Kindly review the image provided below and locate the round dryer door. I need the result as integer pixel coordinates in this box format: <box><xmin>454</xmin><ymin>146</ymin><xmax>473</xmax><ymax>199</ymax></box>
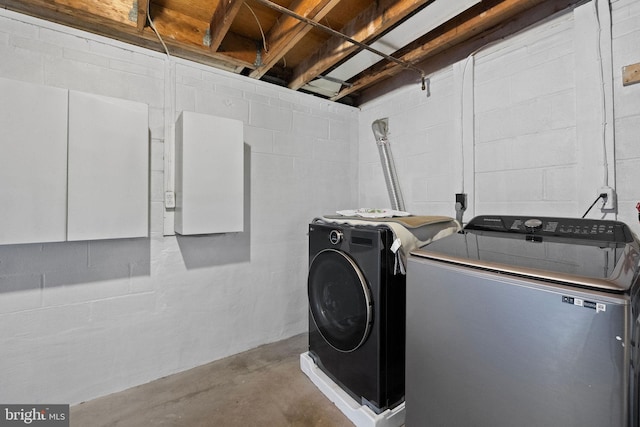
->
<box><xmin>308</xmin><ymin>248</ymin><xmax>373</xmax><ymax>353</ymax></box>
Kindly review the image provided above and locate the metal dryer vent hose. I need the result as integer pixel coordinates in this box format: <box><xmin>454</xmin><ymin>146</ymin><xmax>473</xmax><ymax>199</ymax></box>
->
<box><xmin>372</xmin><ymin>118</ymin><xmax>406</xmax><ymax>212</ymax></box>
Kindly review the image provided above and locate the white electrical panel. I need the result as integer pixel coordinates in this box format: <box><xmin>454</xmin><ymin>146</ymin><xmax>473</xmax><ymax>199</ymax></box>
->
<box><xmin>0</xmin><ymin>78</ymin><xmax>69</xmax><ymax>245</ymax></box>
<box><xmin>67</xmin><ymin>91</ymin><xmax>149</xmax><ymax>241</ymax></box>
<box><xmin>174</xmin><ymin>111</ymin><xmax>244</xmax><ymax>235</ymax></box>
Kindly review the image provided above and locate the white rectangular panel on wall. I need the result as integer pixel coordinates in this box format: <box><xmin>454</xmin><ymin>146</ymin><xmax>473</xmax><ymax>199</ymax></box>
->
<box><xmin>0</xmin><ymin>78</ymin><xmax>68</xmax><ymax>245</ymax></box>
<box><xmin>67</xmin><ymin>91</ymin><xmax>149</xmax><ymax>241</ymax></box>
<box><xmin>175</xmin><ymin>111</ymin><xmax>244</xmax><ymax>235</ymax></box>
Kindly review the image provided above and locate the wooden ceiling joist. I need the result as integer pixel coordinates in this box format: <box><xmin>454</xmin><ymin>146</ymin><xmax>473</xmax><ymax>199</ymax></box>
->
<box><xmin>0</xmin><ymin>0</ymin><xmax>255</xmax><ymax>69</ymax></box>
<box><xmin>331</xmin><ymin>0</ymin><xmax>548</xmax><ymax>101</ymax></box>
<box><xmin>288</xmin><ymin>0</ymin><xmax>435</xmax><ymax>91</ymax></box>
<box><xmin>136</xmin><ymin>0</ymin><xmax>148</xmax><ymax>32</ymax></box>
<box><xmin>209</xmin><ymin>0</ymin><xmax>244</xmax><ymax>52</ymax></box>
<box><xmin>248</xmin><ymin>0</ymin><xmax>342</xmax><ymax>79</ymax></box>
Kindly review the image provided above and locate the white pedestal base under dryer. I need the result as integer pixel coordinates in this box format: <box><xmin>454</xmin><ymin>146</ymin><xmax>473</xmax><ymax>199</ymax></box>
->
<box><xmin>307</xmin><ymin>221</ymin><xmax>406</xmax><ymax>414</ymax></box>
<box><xmin>300</xmin><ymin>352</ymin><xmax>405</xmax><ymax>427</ymax></box>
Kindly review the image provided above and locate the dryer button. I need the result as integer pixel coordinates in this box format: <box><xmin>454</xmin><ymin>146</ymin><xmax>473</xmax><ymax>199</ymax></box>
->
<box><xmin>329</xmin><ymin>230</ymin><xmax>343</xmax><ymax>245</ymax></box>
<box><xmin>524</xmin><ymin>218</ymin><xmax>543</xmax><ymax>230</ymax></box>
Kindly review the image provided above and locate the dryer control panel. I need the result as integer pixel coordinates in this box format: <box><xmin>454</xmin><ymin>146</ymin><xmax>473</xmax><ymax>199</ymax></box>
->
<box><xmin>465</xmin><ymin>215</ymin><xmax>634</xmax><ymax>243</ymax></box>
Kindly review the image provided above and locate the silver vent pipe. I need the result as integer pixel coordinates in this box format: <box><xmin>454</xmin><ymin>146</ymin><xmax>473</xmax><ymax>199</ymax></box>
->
<box><xmin>372</xmin><ymin>118</ymin><xmax>406</xmax><ymax>212</ymax></box>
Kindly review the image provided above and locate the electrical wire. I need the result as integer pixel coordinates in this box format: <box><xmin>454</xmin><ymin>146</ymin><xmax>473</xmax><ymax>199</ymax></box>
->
<box><xmin>592</xmin><ymin>0</ymin><xmax>609</xmax><ymax>187</ymax></box>
<box><xmin>582</xmin><ymin>193</ymin><xmax>606</xmax><ymax>218</ymax></box>
<box><xmin>244</xmin><ymin>3</ymin><xmax>268</xmax><ymax>53</ymax></box>
<box><xmin>146</xmin><ymin>0</ymin><xmax>170</xmax><ymax>58</ymax></box>
<box><xmin>458</xmin><ymin>54</ymin><xmax>474</xmax><ymax>194</ymax></box>
<box><xmin>145</xmin><ymin>0</ymin><xmax>176</xmax><ymax>210</ymax></box>
<box><xmin>457</xmin><ymin>37</ymin><xmax>505</xmax><ymax>208</ymax></box>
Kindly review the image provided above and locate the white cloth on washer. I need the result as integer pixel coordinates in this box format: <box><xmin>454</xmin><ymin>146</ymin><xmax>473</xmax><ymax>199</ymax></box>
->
<box><xmin>335</xmin><ymin>208</ymin><xmax>410</xmax><ymax>218</ymax></box>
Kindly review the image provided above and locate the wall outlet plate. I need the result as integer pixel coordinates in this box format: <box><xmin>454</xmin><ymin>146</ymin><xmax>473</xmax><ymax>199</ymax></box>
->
<box><xmin>164</xmin><ymin>191</ymin><xmax>176</xmax><ymax>209</ymax></box>
<box><xmin>599</xmin><ymin>186</ymin><xmax>615</xmax><ymax>211</ymax></box>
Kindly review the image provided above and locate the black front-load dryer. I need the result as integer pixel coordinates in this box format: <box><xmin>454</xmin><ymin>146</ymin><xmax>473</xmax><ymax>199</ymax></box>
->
<box><xmin>308</xmin><ymin>221</ymin><xmax>405</xmax><ymax>413</ymax></box>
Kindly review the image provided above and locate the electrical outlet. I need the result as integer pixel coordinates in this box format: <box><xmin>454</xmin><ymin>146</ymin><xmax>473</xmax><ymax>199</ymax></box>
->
<box><xmin>164</xmin><ymin>191</ymin><xmax>176</xmax><ymax>209</ymax></box>
<box><xmin>599</xmin><ymin>186</ymin><xmax>615</xmax><ymax>211</ymax></box>
<box><xmin>455</xmin><ymin>193</ymin><xmax>467</xmax><ymax>211</ymax></box>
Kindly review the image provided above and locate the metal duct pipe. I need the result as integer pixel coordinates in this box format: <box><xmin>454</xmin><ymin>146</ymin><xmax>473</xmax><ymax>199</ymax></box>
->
<box><xmin>372</xmin><ymin>118</ymin><xmax>406</xmax><ymax>212</ymax></box>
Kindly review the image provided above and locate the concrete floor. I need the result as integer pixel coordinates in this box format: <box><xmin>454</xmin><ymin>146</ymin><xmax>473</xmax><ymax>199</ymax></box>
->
<box><xmin>71</xmin><ymin>333</ymin><xmax>353</xmax><ymax>426</ymax></box>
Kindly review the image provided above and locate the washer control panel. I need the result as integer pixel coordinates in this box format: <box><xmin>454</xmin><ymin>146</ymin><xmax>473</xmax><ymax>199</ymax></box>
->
<box><xmin>466</xmin><ymin>215</ymin><xmax>633</xmax><ymax>243</ymax></box>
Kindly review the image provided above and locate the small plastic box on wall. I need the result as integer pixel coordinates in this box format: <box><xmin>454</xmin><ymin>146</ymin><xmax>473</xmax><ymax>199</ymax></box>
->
<box><xmin>174</xmin><ymin>111</ymin><xmax>244</xmax><ymax>235</ymax></box>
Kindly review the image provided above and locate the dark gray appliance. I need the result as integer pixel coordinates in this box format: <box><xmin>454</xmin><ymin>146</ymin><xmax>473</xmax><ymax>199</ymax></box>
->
<box><xmin>308</xmin><ymin>221</ymin><xmax>405</xmax><ymax>413</ymax></box>
<box><xmin>405</xmin><ymin>215</ymin><xmax>640</xmax><ymax>427</ymax></box>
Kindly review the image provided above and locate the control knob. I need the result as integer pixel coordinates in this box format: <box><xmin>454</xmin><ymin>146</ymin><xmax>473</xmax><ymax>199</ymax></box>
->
<box><xmin>329</xmin><ymin>230</ymin><xmax>343</xmax><ymax>245</ymax></box>
<box><xmin>524</xmin><ymin>218</ymin><xmax>543</xmax><ymax>231</ymax></box>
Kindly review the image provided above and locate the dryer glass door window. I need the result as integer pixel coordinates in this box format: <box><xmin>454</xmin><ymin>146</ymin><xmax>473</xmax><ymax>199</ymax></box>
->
<box><xmin>308</xmin><ymin>249</ymin><xmax>372</xmax><ymax>352</ymax></box>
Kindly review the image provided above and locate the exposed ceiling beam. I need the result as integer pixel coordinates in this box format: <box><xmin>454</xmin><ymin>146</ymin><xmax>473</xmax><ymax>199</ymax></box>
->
<box><xmin>216</xmin><ymin>33</ymin><xmax>262</xmax><ymax>68</ymax></box>
<box><xmin>0</xmin><ymin>0</ymin><xmax>583</xmax><ymax>106</ymax></box>
<box><xmin>248</xmin><ymin>0</ymin><xmax>342</xmax><ymax>79</ymax></box>
<box><xmin>136</xmin><ymin>4</ymin><xmax>260</xmax><ymax>67</ymax></box>
<box><xmin>0</xmin><ymin>0</ymin><xmax>254</xmax><ymax>69</ymax></box>
<box><xmin>209</xmin><ymin>0</ymin><xmax>244</xmax><ymax>52</ymax></box>
<box><xmin>136</xmin><ymin>0</ymin><xmax>148</xmax><ymax>32</ymax></box>
<box><xmin>288</xmin><ymin>0</ymin><xmax>435</xmax><ymax>91</ymax></box>
<box><xmin>253</xmin><ymin>0</ymin><xmax>427</xmax><ymax>82</ymax></box>
<box><xmin>331</xmin><ymin>0</ymin><xmax>549</xmax><ymax>101</ymax></box>
<box><xmin>0</xmin><ymin>0</ymin><xmax>136</xmax><ymax>34</ymax></box>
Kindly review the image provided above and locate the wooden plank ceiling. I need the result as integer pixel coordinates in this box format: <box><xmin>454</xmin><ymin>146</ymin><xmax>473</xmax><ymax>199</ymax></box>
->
<box><xmin>1</xmin><ymin>0</ymin><xmax>582</xmax><ymax>105</ymax></box>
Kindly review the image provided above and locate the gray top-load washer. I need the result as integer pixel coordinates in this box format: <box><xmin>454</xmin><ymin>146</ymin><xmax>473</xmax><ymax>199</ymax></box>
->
<box><xmin>405</xmin><ymin>215</ymin><xmax>640</xmax><ymax>427</ymax></box>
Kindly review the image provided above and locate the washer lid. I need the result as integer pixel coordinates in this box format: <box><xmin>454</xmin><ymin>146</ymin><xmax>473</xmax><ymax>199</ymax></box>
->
<box><xmin>412</xmin><ymin>215</ymin><xmax>640</xmax><ymax>293</ymax></box>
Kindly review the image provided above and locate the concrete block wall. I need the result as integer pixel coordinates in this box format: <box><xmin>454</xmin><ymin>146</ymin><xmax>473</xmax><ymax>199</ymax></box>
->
<box><xmin>358</xmin><ymin>70</ymin><xmax>459</xmax><ymax>216</ymax></box>
<box><xmin>612</xmin><ymin>0</ymin><xmax>640</xmax><ymax>230</ymax></box>
<box><xmin>2</xmin><ymin>0</ymin><xmax>639</xmax><ymax>407</ymax></box>
<box><xmin>473</xmin><ymin>11</ymin><xmax>578</xmax><ymax>216</ymax></box>
<box><xmin>359</xmin><ymin>0</ymin><xmax>640</xmax><ymax>237</ymax></box>
<box><xmin>0</xmin><ymin>9</ymin><xmax>359</xmax><ymax>404</ymax></box>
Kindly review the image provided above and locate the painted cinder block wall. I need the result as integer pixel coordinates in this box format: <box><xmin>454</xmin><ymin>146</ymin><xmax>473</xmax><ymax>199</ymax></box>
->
<box><xmin>359</xmin><ymin>0</ymin><xmax>640</xmax><ymax>238</ymax></box>
<box><xmin>612</xmin><ymin>0</ymin><xmax>640</xmax><ymax>233</ymax></box>
<box><xmin>1</xmin><ymin>0</ymin><xmax>639</xmax><ymax>406</ymax></box>
<box><xmin>0</xmin><ymin>9</ymin><xmax>358</xmax><ymax>404</ymax></box>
